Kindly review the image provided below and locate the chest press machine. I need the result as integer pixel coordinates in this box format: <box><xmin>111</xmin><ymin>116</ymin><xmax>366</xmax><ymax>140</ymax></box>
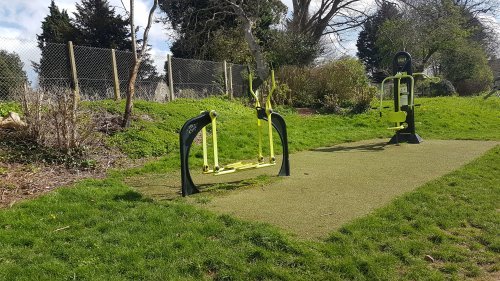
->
<box><xmin>379</xmin><ymin>51</ymin><xmax>440</xmax><ymax>144</ymax></box>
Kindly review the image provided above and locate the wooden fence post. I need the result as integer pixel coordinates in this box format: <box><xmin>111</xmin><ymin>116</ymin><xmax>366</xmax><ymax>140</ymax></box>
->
<box><xmin>223</xmin><ymin>60</ymin><xmax>228</xmax><ymax>96</ymax></box>
<box><xmin>228</xmin><ymin>63</ymin><xmax>233</xmax><ymax>99</ymax></box>
<box><xmin>68</xmin><ymin>41</ymin><xmax>80</xmax><ymax>99</ymax></box>
<box><xmin>167</xmin><ymin>54</ymin><xmax>174</xmax><ymax>101</ymax></box>
<box><xmin>111</xmin><ymin>49</ymin><xmax>121</xmax><ymax>101</ymax></box>
<box><xmin>67</xmin><ymin>41</ymin><xmax>79</xmax><ymax>148</ymax></box>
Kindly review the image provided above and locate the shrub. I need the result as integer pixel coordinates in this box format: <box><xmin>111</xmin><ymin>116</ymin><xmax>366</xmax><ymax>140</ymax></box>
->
<box><xmin>10</xmin><ymin>87</ymin><xmax>102</xmax><ymax>167</ymax></box>
<box><xmin>277</xmin><ymin>66</ymin><xmax>316</xmax><ymax>108</ymax></box>
<box><xmin>429</xmin><ymin>79</ymin><xmax>457</xmax><ymax>97</ymax></box>
<box><xmin>278</xmin><ymin>58</ymin><xmax>376</xmax><ymax>114</ymax></box>
<box><xmin>440</xmin><ymin>42</ymin><xmax>494</xmax><ymax>96</ymax></box>
<box><xmin>417</xmin><ymin>79</ymin><xmax>457</xmax><ymax>97</ymax></box>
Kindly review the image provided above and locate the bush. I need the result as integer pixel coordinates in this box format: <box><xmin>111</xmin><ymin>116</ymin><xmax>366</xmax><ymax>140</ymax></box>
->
<box><xmin>277</xmin><ymin>66</ymin><xmax>316</xmax><ymax>107</ymax></box>
<box><xmin>440</xmin><ymin>42</ymin><xmax>493</xmax><ymax>96</ymax></box>
<box><xmin>278</xmin><ymin>58</ymin><xmax>376</xmax><ymax>114</ymax></box>
<box><xmin>416</xmin><ymin>79</ymin><xmax>457</xmax><ymax>97</ymax></box>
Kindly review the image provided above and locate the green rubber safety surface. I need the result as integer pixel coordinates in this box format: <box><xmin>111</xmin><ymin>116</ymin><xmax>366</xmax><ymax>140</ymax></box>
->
<box><xmin>192</xmin><ymin>139</ymin><xmax>499</xmax><ymax>240</ymax></box>
<box><xmin>127</xmin><ymin>139</ymin><xmax>498</xmax><ymax>240</ymax></box>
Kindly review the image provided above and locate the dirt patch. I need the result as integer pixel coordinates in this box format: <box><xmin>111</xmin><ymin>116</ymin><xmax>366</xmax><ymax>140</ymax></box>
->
<box><xmin>0</xmin><ymin>129</ymin><xmax>142</xmax><ymax>209</ymax></box>
<box><xmin>296</xmin><ymin>108</ymin><xmax>316</xmax><ymax>115</ymax></box>
<box><xmin>0</xmin><ymin>162</ymin><xmax>102</xmax><ymax>208</ymax></box>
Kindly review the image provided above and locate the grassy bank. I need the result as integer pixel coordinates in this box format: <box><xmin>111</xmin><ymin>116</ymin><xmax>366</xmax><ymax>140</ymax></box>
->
<box><xmin>96</xmin><ymin>96</ymin><xmax>499</xmax><ymax>176</ymax></box>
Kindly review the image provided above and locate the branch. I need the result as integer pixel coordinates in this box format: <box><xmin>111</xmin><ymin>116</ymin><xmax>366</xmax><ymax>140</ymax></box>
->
<box><xmin>139</xmin><ymin>0</ymin><xmax>159</xmax><ymax>59</ymax></box>
<box><xmin>119</xmin><ymin>0</ymin><xmax>130</xmax><ymax>17</ymax></box>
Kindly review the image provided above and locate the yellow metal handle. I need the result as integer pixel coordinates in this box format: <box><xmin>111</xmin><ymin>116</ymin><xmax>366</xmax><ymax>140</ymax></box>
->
<box><xmin>266</xmin><ymin>69</ymin><xmax>276</xmax><ymax>112</ymax></box>
<box><xmin>248</xmin><ymin>70</ymin><xmax>261</xmax><ymax>108</ymax></box>
<box><xmin>209</xmin><ymin>110</ymin><xmax>219</xmax><ymax>171</ymax></box>
<box><xmin>413</xmin><ymin>73</ymin><xmax>441</xmax><ymax>83</ymax></box>
<box><xmin>380</xmin><ymin>73</ymin><xmax>415</xmax><ymax>112</ymax></box>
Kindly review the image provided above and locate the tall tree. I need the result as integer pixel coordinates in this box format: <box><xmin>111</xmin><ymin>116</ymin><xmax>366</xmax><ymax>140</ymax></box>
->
<box><xmin>373</xmin><ymin>0</ymin><xmax>495</xmax><ymax>95</ymax></box>
<box><xmin>375</xmin><ymin>0</ymin><xmax>469</xmax><ymax>72</ymax></box>
<box><xmin>440</xmin><ymin>40</ymin><xmax>493</xmax><ymax>95</ymax></box>
<box><xmin>356</xmin><ymin>0</ymin><xmax>400</xmax><ymax>81</ymax></box>
<box><xmin>35</xmin><ymin>1</ymin><xmax>76</xmax><ymax>89</ymax></box>
<box><xmin>73</xmin><ymin>0</ymin><xmax>131</xmax><ymax>50</ymax></box>
<box><xmin>159</xmin><ymin>0</ymin><xmax>286</xmax><ymax>63</ymax></box>
<box><xmin>37</xmin><ymin>0</ymin><xmax>77</xmax><ymax>48</ymax></box>
<box><xmin>160</xmin><ymin>0</ymin><xmax>288</xmax><ymax>83</ymax></box>
<box><xmin>395</xmin><ymin>0</ymin><xmax>499</xmax><ymax>58</ymax></box>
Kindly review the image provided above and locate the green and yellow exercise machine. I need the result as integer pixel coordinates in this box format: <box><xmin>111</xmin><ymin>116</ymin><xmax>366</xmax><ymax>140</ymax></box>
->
<box><xmin>179</xmin><ymin>68</ymin><xmax>290</xmax><ymax>196</ymax></box>
<box><xmin>378</xmin><ymin>51</ymin><xmax>440</xmax><ymax>144</ymax></box>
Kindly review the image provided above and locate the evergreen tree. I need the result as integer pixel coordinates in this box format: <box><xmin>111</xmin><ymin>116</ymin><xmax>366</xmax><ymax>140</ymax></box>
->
<box><xmin>37</xmin><ymin>0</ymin><xmax>77</xmax><ymax>48</ymax></box>
<box><xmin>356</xmin><ymin>1</ymin><xmax>400</xmax><ymax>82</ymax></box>
<box><xmin>73</xmin><ymin>0</ymin><xmax>130</xmax><ymax>50</ymax></box>
<box><xmin>36</xmin><ymin>1</ymin><xmax>76</xmax><ymax>89</ymax></box>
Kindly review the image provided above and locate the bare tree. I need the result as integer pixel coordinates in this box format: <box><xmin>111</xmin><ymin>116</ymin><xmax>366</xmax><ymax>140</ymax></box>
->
<box><xmin>288</xmin><ymin>0</ymin><xmax>368</xmax><ymax>42</ymax></box>
<box><xmin>122</xmin><ymin>0</ymin><xmax>158</xmax><ymax>128</ymax></box>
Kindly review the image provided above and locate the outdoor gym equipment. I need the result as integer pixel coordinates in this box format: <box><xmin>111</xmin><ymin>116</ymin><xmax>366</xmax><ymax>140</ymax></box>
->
<box><xmin>179</xmin><ymin>68</ymin><xmax>290</xmax><ymax>196</ymax></box>
<box><xmin>378</xmin><ymin>51</ymin><xmax>440</xmax><ymax>144</ymax></box>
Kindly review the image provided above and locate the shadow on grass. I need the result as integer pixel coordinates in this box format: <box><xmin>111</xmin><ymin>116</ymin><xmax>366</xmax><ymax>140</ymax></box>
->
<box><xmin>312</xmin><ymin>141</ymin><xmax>389</xmax><ymax>153</ymax></box>
<box><xmin>113</xmin><ymin>190</ymin><xmax>153</xmax><ymax>202</ymax></box>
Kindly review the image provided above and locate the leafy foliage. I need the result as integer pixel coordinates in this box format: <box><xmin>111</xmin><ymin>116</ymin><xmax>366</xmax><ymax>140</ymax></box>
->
<box><xmin>375</xmin><ymin>0</ymin><xmax>469</xmax><ymax>72</ymax></box>
<box><xmin>0</xmin><ymin>102</ymin><xmax>21</xmax><ymax>117</ymax></box>
<box><xmin>440</xmin><ymin>41</ymin><xmax>493</xmax><ymax>96</ymax></box>
<box><xmin>356</xmin><ymin>1</ymin><xmax>400</xmax><ymax>82</ymax></box>
<box><xmin>159</xmin><ymin>0</ymin><xmax>286</xmax><ymax>64</ymax></box>
<box><xmin>35</xmin><ymin>0</ymin><xmax>159</xmax><ymax>96</ymax></box>
<box><xmin>363</xmin><ymin>0</ymin><xmax>496</xmax><ymax>96</ymax></box>
<box><xmin>36</xmin><ymin>0</ymin><xmax>77</xmax><ymax>48</ymax></box>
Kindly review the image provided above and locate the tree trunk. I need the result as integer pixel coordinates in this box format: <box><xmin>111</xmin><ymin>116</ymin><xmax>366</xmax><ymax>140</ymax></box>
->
<box><xmin>122</xmin><ymin>60</ymin><xmax>141</xmax><ymax>128</ymax></box>
<box><xmin>226</xmin><ymin>0</ymin><xmax>269</xmax><ymax>82</ymax></box>
<box><xmin>122</xmin><ymin>0</ymin><xmax>158</xmax><ymax>128</ymax></box>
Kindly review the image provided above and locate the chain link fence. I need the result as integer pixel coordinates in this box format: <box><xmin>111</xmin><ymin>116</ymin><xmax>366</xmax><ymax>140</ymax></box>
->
<box><xmin>170</xmin><ymin>57</ymin><xmax>247</xmax><ymax>99</ymax></box>
<box><xmin>0</xmin><ymin>37</ymin><xmax>246</xmax><ymax>102</ymax></box>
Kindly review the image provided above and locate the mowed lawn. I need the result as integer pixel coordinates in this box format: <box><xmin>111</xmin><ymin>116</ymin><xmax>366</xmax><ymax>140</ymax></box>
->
<box><xmin>0</xmin><ymin>96</ymin><xmax>499</xmax><ymax>280</ymax></box>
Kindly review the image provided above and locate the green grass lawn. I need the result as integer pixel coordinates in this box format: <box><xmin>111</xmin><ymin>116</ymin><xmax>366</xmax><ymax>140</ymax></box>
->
<box><xmin>0</xmin><ymin>96</ymin><xmax>499</xmax><ymax>280</ymax></box>
<box><xmin>0</xmin><ymin>146</ymin><xmax>498</xmax><ymax>280</ymax></box>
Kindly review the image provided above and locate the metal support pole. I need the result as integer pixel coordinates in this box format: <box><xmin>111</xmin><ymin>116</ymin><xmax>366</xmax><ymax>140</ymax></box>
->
<box><xmin>67</xmin><ymin>41</ymin><xmax>80</xmax><ymax>148</ymax></box>
<box><xmin>67</xmin><ymin>41</ymin><xmax>80</xmax><ymax>99</ymax></box>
